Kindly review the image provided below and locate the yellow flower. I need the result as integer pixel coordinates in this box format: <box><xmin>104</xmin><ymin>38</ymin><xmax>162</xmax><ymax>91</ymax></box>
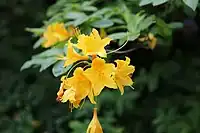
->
<box><xmin>87</xmin><ymin>108</ymin><xmax>103</xmax><ymax>133</ymax></box>
<box><xmin>56</xmin><ymin>77</ymin><xmax>71</xmax><ymax>101</ymax></box>
<box><xmin>148</xmin><ymin>33</ymin><xmax>157</xmax><ymax>50</ymax></box>
<box><xmin>43</xmin><ymin>23</ymin><xmax>70</xmax><ymax>48</ymax></box>
<box><xmin>56</xmin><ymin>77</ymin><xmax>79</xmax><ymax>108</ymax></box>
<box><xmin>56</xmin><ymin>68</ymin><xmax>96</xmax><ymax>107</ymax></box>
<box><xmin>61</xmin><ymin>88</ymin><xmax>76</xmax><ymax>103</ymax></box>
<box><xmin>68</xmin><ymin>67</ymin><xmax>96</xmax><ymax>104</ymax></box>
<box><xmin>84</xmin><ymin>57</ymin><xmax>117</xmax><ymax>96</ymax></box>
<box><xmin>63</xmin><ymin>39</ymin><xmax>88</xmax><ymax>67</ymax></box>
<box><xmin>114</xmin><ymin>57</ymin><xmax>135</xmax><ymax>95</ymax></box>
<box><xmin>77</xmin><ymin>28</ymin><xmax>111</xmax><ymax>57</ymax></box>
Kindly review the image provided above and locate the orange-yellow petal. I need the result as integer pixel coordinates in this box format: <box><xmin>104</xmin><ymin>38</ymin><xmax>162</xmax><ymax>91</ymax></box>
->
<box><xmin>77</xmin><ymin>28</ymin><xmax>111</xmax><ymax>57</ymax></box>
<box><xmin>86</xmin><ymin>108</ymin><xmax>103</xmax><ymax>133</ymax></box>
<box><xmin>114</xmin><ymin>57</ymin><xmax>135</xmax><ymax>95</ymax></box>
<box><xmin>61</xmin><ymin>88</ymin><xmax>76</xmax><ymax>103</ymax></box>
<box><xmin>88</xmin><ymin>90</ymin><xmax>96</xmax><ymax>104</ymax></box>
<box><xmin>43</xmin><ymin>23</ymin><xmax>70</xmax><ymax>48</ymax></box>
<box><xmin>84</xmin><ymin>57</ymin><xmax>117</xmax><ymax>96</ymax></box>
<box><xmin>64</xmin><ymin>39</ymin><xmax>88</xmax><ymax>67</ymax></box>
<box><xmin>68</xmin><ymin>67</ymin><xmax>91</xmax><ymax>101</ymax></box>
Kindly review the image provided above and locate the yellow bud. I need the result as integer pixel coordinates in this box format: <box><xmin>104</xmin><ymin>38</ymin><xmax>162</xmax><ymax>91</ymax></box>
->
<box><xmin>87</xmin><ymin>108</ymin><xmax>103</xmax><ymax>133</ymax></box>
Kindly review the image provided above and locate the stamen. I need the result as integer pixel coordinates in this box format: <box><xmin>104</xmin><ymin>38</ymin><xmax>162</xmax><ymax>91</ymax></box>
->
<box><xmin>79</xmin><ymin>98</ymin><xmax>86</xmax><ymax>109</ymax></box>
<box><xmin>129</xmin><ymin>85</ymin><xmax>135</xmax><ymax>90</ymax></box>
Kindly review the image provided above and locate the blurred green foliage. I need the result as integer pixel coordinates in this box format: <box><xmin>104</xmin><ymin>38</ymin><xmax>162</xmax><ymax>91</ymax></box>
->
<box><xmin>1</xmin><ymin>0</ymin><xmax>200</xmax><ymax>133</ymax></box>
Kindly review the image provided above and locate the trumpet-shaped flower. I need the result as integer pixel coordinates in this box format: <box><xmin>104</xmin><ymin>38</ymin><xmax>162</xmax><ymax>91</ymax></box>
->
<box><xmin>68</xmin><ymin>67</ymin><xmax>96</xmax><ymax>104</ymax></box>
<box><xmin>56</xmin><ymin>76</ymin><xmax>79</xmax><ymax>108</ymax></box>
<box><xmin>77</xmin><ymin>29</ymin><xmax>111</xmax><ymax>57</ymax></box>
<box><xmin>114</xmin><ymin>57</ymin><xmax>135</xmax><ymax>95</ymax></box>
<box><xmin>63</xmin><ymin>39</ymin><xmax>88</xmax><ymax>67</ymax></box>
<box><xmin>56</xmin><ymin>67</ymin><xmax>96</xmax><ymax>108</ymax></box>
<box><xmin>61</xmin><ymin>87</ymin><xmax>81</xmax><ymax>109</ymax></box>
<box><xmin>61</xmin><ymin>88</ymin><xmax>76</xmax><ymax>103</ymax></box>
<box><xmin>56</xmin><ymin>77</ymin><xmax>71</xmax><ymax>102</ymax></box>
<box><xmin>87</xmin><ymin>108</ymin><xmax>103</xmax><ymax>133</ymax></box>
<box><xmin>43</xmin><ymin>23</ymin><xmax>70</xmax><ymax>48</ymax></box>
<box><xmin>84</xmin><ymin>57</ymin><xmax>117</xmax><ymax>96</ymax></box>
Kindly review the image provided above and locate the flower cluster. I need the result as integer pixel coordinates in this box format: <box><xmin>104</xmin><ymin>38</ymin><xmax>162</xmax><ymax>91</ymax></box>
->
<box><xmin>55</xmin><ymin>28</ymin><xmax>135</xmax><ymax>108</ymax></box>
<box><xmin>43</xmin><ymin>22</ymin><xmax>135</xmax><ymax>133</ymax></box>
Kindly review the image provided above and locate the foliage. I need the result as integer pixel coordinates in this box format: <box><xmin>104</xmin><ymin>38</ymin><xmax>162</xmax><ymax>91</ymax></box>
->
<box><xmin>1</xmin><ymin>0</ymin><xmax>200</xmax><ymax>133</ymax></box>
<box><xmin>139</xmin><ymin>0</ymin><xmax>199</xmax><ymax>11</ymax></box>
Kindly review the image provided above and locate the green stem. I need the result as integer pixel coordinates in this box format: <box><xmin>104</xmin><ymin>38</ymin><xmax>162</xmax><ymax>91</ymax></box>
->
<box><xmin>107</xmin><ymin>25</ymin><xmax>127</xmax><ymax>32</ymax></box>
<box><xmin>107</xmin><ymin>37</ymin><xmax>129</xmax><ymax>55</ymax></box>
<box><xmin>94</xmin><ymin>96</ymin><xmax>98</xmax><ymax>109</ymax></box>
<box><xmin>66</xmin><ymin>61</ymin><xmax>89</xmax><ymax>78</ymax></box>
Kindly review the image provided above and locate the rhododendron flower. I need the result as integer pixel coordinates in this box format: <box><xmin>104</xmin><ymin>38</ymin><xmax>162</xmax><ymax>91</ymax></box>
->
<box><xmin>114</xmin><ymin>57</ymin><xmax>135</xmax><ymax>95</ymax></box>
<box><xmin>56</xmin><ymin>68</ymin><xmax>96</xmax><ymax>108</ymax></box>
<box><xmin>77</xmin><ymin>28</ymin><xmax>111</xmax><ymax>57</ymax></box>
<box><xmin>43</xmin><ymin>23</ymin><xmax>70</xmax><ymax>48</ymax></box>
<box><xmin>67</xmin><ymin>67</ymin><xmax>96</xmax><ymax>104</ymax></box>
<box><xmin>63</xmin><ymin>39</ymin><xmax>88</xmax><ymax>67</ymax></box>
<box><xmin>87</xmin><ymin>108</ymin><xmax>103</xmax><ymax>133</ymax></box>
<box><xmin>84</xmin><ymin>57</ymin><xmax>117</xmax><ymax>96</ymax></box>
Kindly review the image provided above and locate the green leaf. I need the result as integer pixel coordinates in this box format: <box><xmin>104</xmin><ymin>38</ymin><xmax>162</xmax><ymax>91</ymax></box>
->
<box><xmin>138</xmin><ymin>15</ymin><xmax>156</xmax><ymax>31</ymax></box>
<box><xmin>73</xmin><ymin>17</ymin><xmax>89</xmax><ymax>26</ymax></box>
<box><xmin>139</xmin><ymin>0</ymin><xmax>168</xmax><ymax>6</ymax></box>
<box><xmin>168</xmin><ymin>22</ymin><xmax>183</xmax><ymax>29</ymax></box>
<box><xmin>139</xmin><ymin>0</ymin><xmax>152</xmax><ymax>6</ymax></box>
<box><xmin>153</xmin><ymin>0</ymin><xmax>168</xmax><ymax>6</ymax></box>
<box><xmin>82</xmin><ymin>6</ymin><xmax>97</xmax><ymax>11</ymax></box>
<box><xmin>155</xmin><ymin>18</ymin><xmax>172</xmax><ymax>38</ymax></box>
<box><xmin>33</xmin><ymin>38</ymin><xmax>44</xmax><ymax>49</ymax></box>
<box><xmin>21</xmin><ymin>48</ymin><xmax>63</xmax><ymax>71</ymax></box>
<box><xmin>108</xmin><ymin>32</ymin><xmax>127</xmax><ymax>40</ymax></box>
<box><xmin>91</xmin><ymin>19</ymin><xmax>114</xmax><ymax>28</ymax></box>
<box><xmin>25</xmin><ymin>28</ymin><xmax>45</xmax><ymax>36</ymax></box>
<box><xmin>124</xmin><ymin>9</ymin><xmax>155</xmax><ymax>34</ymax></box>
<box><xmin>90</xmin><ymin>8</ymin><xmax>112</xmax><ymax>17</ymax></box>
<box><xmin>127</xmin><ymin>32</ymin><xmax>140</xmax><ymax>41</ymax></box>
<box><xmin>64</xmin><ymin>12</ymin><xmax>87</xmax><ymax>20</ymax></box>
<box><xmin>52</xmin><ymin>61</ymin><xmax>72</xmax><ymax>77</ymax></box>
<box><xmin>110</xmin><ymin>18</ymin><xmax>125</xmax><ymax>24</ymax></box>
<box><xmin>32</xmin><ymin>48</ymin><xmax>63</xmax><ymax>58</ymax></box>
<box><xmin>183</xmin><ymin>0</ymin><xmax>199</xmax><ymax>11</ymax></box>
<box><xmin>20</xmin><ymin>57</ymin><xmax>57</xmax><ymax>72</ymax></box>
